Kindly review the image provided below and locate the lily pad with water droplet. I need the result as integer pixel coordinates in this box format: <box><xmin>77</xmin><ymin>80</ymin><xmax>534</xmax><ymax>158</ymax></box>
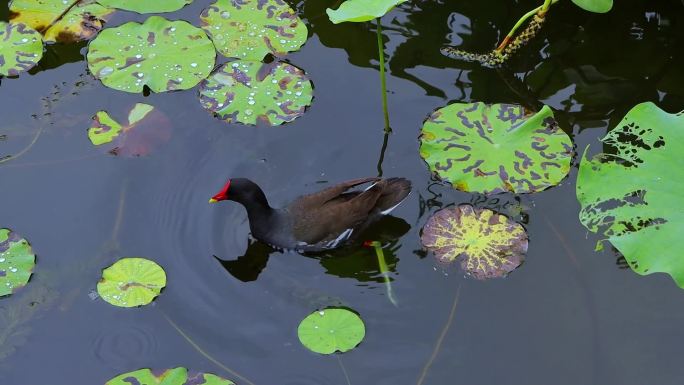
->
<box><xmin>419</xmin><ymin>103</ymin><xmax>573</xmax><ymax>194</ymax></box>
<box><xmin>105</xmin><ymin>368</ymin><xmax>235</xmax><ymax>385</ymax></box>
<box><xmin>577</xmin><ymin>102</ymin><xmax>684</xmax><ymax>288</ymax></box>
<box><xmin>88</xmin><ymin>103</ymin><xmax>171</xmax><ymax>156</ymax></box>
<box><xmin>421</xmin><ymin>205</ymin><xmax>528</xmax><ymax>279</ymax></box>
<box><xmin>9</xmin><ymin>0</ymin><xmax>114</xmax><ymax>43</ymax></box>
<box><xmin>297</xmin><ymin>308</ymin><xmax>365</xmax><ymax>354</ymax></box>
<box><xmin>199</xmin><ymin>0</ymin><xmax>307</xmax><ymax>60</ymax></box>
<box><xmin>199</xmin><ymin>60</ymin><xmax>313</xmax><ymax>126</ymax></box>
<box><xmin>326</xmin><ymin>0</ymin><xmax>408</xmax><ymax>24</ymax></box>
<box><xmin>97</xmin><ymin>0</ymin><xmax>193</xmax><ymax>14</ymax></box>
<box><xmin>0</xmin><ymin>228</ymin><xmax>36</xmax><ymax>297</ymax></box>
<box><xmin>97</xmin><ymin>257</ymin><xmax>166</xmax><ymax>307</ymax></box>
<box><xmin>87</xmin><ymin>16</ymin><xmax>216</xmax><ymax>93</ymax></box>
<box><xmin>0</xmin><ymin>22</ymin><xmax>43</xmax><ymax>77</ymax></box>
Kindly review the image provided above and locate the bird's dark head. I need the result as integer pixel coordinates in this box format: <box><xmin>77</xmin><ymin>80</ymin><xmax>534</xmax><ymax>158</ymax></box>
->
<box><xmin>209</xmin><ymin>178</ymin><xmax>266</xmax><ymax>206</ymax></box>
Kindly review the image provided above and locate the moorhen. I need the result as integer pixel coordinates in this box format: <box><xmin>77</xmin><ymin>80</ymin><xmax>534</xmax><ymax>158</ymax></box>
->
<box><xmin>209</xmin><ymin>177</ymin><xmax>411</xmax><ymax>252</ymax></box>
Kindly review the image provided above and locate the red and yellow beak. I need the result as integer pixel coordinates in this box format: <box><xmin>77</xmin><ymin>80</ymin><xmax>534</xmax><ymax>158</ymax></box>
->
<box><xmin>208</xmin><ymin>198</ymin><xmax>218</xmax><ymax>203</ymax></box>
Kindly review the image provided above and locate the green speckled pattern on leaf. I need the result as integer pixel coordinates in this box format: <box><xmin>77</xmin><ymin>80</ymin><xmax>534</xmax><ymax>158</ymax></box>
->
<box><xmin>87</xmin><ymin>16</ymin><xmax>216</xmax><ymax>93</ymax></box>
<box><xmin>326</xmin><ymin>0</ymin><xmax>408</xmax><ymax>23</ymax></box>
<box><xmin>200</xmin><ymin>0</ymin><xmax>307</xmax><ymax>60</ymax></box>
<box><xmin>0</xmin><ymin>22</ymin><xmax>43</xmax><ymax>76</ymax></box>
<box><xmin>420</xmin><ymin>205</ymin><xmax>528</xmax><ymax>279</ymax></box>
<box><xmin>106</xmin><ymin>368</ymin><xmax>235</xmax><ymax>385</ymax></box>
<box><xmin>9</xmin><ymin>0</ymin><xmax>114</xmax><ymax>43</ymax></box>
<box><xmin>97</xmin><ymin>257</ymin><xmax>166</xmax><ymax>307</ymax></box>
<box><xmin>419</xmin><ymin>103</ymin><xmax>573</xmax><ymax>194</ymax></box>
<box><xmin>297</xmin><ymin>308</ymin><xmax>365</xmax><ymax>354</ymax></box>
<box><xmin>0</xmin><ymin>228</ymin><xmax>36</xmax><ymax>297</ymax></box>
<box><xmin>199</xmin><ymin>60</ymin><xmax>313</xmax><ymax>126</ymax></box>
<box><xmin>97</xmin><ymin>0</ymin><xmax>193</xmax><ymax>14</ymax></box>
<box><xmin>577</xmin><ymin>102</ymin><xmax>684</xmax><ymax>288</ymax></box>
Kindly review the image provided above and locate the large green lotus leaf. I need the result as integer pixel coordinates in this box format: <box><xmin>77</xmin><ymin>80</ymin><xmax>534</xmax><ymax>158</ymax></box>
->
<box><xmin>419</xmin><ymin>103</ymin><xmax>573</xmax><ymax>194</ymax></box>
<box><xmin>88</xmin><ymin>103</ymin><xmax>171</xmax><ymax>156</ymax></box>
<box><xmin>297</xmin><ymin>308</ymin><xmax>365</xmax><ymax>354</ymax></box>
<box><xmin>97</xmin><ymin>257</ymin><xmax>166</xmax><ymax>307</ymax></box>
<box><xmin>420</xmin><ymin>205</ymin><xmax>528</xmax><ymax>279</ymax></box>
<box><xmin>97</xmin><ymin>0</ymin><xmax>193</xmax><ymax>14</ymax></box>
<box><xmin>577</xmin><ymin>102</ymin><xmax>684</xmax><ymax>287</ymax></box>
<box><xmin>0</xmin><ymin>228</ymin><xmax>36</xmax><ymax>297</ymax></box>
<box><xmin>87</xmin><ymin>16</ymin><xmax>216</xmax><ymax>93</ymax></box>
<box><xmin>106</xmin><ymin>368</ymin><xmax>235</xmax><ymax>385</ymax></box>
<box><xmin>9</xmin><ymin>0</ymin><xmax>114</xmax><ymax>43</ymax></box>
<box><xmin>199</xmin><ymin>0</ymin><xmax>307</xmax><ymax>60</ymax></box>
<box><xmin>571</xmin><ymin>0</ymin><xmax>613</xmax><ymax>13</ymax></box>
<box><xmin>0</xmin><ymin>22</ymin><xmax>43</xmax><ymax>76</ymax></box>
<box><xmin>199</xmin><ymin>60</ymin><xmax>313</xmax><ymax>126</ymax></box>
<box><xmin>326</xmin><ymin>0</ymin><xmax>408</xmax><ymax>24</ymax></box>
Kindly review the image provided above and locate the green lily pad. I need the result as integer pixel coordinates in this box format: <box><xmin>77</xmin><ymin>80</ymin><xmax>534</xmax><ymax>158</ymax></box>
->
<box><xmin>419</xmin><ymin>103</ymin><xmax>573</xmax><ymax>194</ymax></box>
<box><xmin>97</xmin><ymin>0</ymin><xmax>193</xmax><ymax>14</ymax></box>
<box><xmin>106</xmin><ymin>368</ymin><xmax>235</xmax><ymax>385</ymax></box>
<box><xmin>199</xmin><ymin>60</ymin><xmax>313</xmax><ymax>126</ymax></box>
<box><xmin>0</xmin><ymin>228</ymin><xmax>36</xmax><ymax>297</ymax></box>
<box><xmin>88</xmin><ymin>103</ymin><xmax>171</xmax><ymax>156</ymax></box>
<box><xmin>97</xmin><ymin>257</ymin><xmax>166</xmax><ymax>307</ymax></box>
<box><xmin>9</xmin><ymin>0</ymin><xmax>114</xmax><ymax>43</ymax></box>
<box><xmin>87</xmin><ymin>16</ymin><xmax>216</xmax><ymax>93</ymax></box>
<box><xmin>297</xmin><ymin>308</ymin><xmax>365</xmax><ymax>354</ymax></box>
<box><xmin>0</xmin><ymin>22</ymin><xmax>43</xmax><ymax>77</ymax></box>
<box><xmin>577</xmin><ymin>102</ymin><xmax>684</xmax><ymax>288</ymax></box>
<box><xmin>571</xmin><ymin>0</ymin><xmax>613</xmax><ymax>13</ymax></box>
<box><xmin>199</xmin><ymin>0</ymin><xmax>307</xmax><ymax>60</ymax></box>
<box><xmin>420</xmin><ymin>205</ymin><xmax>528</xmax><ymax>279</ymax></box>
<box><xmin>326</xmin><ymin>0</ymin><xmax>408</xmax><ymax>24</ymax></box>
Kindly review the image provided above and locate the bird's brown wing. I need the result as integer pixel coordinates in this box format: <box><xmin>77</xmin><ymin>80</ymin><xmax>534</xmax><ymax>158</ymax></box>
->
<box><xmin>289</xmin><ymin>177</ymin><xmax>379</xmax><ymax>212</ymax></box>
<box><xmin>290</xmin><ymin>182</ymin><xmax>385</xmax><ymax>244</ymax></box>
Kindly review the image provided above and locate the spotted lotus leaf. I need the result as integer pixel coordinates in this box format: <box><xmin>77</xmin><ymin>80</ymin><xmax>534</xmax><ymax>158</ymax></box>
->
<box><xmin>297</xmin><ymin>308</ymin><xmax>365</xmax><ymax>355</ymax></box>
<box><xmin>419</xmin><ymin>103</ymin><xmax>573</xmax><ymax>194</ymax></box>
<box><xmin>199</xmin><ymin>60</ymin><xmax>313</xmax><ymax>126</ymax></box>
<box><xmin>9</xmin><ymin>0</ymin><xmax>114</xmax><ymax>43</ymax></box>
<box><xmin>421</xmin><ymin>205</ymin><xmax>528</xmax><ymax>279</ymax></box>
<box><xmin>199</xmin><ymin>0</ymin><xmax>307</xmax><ymax>60</ymax></box>
<box><xmin>0</xmin><ymin>22</ymin><xmax>43</xmax><ymax>76</ymax></box>
<box><xmin>326</xmin><ymin>0</ymin><xmax>408</xmax><ymax>23</ymax></box>
<box><xmin>97</xmin><ymin>257</ymin><xmax>166</xmax><ymax>307</ymax></box>
<box><xmin>97</xmin><ymin>0</ymin><xmax>193</xmax><ymax>14</ymax></box>
<box><xmin>88</xmin><ymin>103</ymin><xmax>170</xmax><ymax>156</ymax></box>
<box><xmin>87</xmin><ymin>16</ymin><xmax>216</xmax><ymax>93</ymax></box>
<box><xmin>106</xmin><ymin>368</ymin><xmax>235</xmax><ymax>385</ymax></box>
<box><xmin>577</xmin><ymin>102</ymin><xmax>684</xmax><ymax>288</ymax></box>
<box><xmin>0</xmin><ymin>228</ymin><xmax>36</xmax><ymax>297</ymax></box>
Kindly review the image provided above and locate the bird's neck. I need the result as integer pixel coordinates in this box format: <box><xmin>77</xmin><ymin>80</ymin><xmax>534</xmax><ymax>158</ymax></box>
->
<box><xmin>233</xmin><ymin>189</ymin><xmax>275</xmax><ymax>233</ymax></box>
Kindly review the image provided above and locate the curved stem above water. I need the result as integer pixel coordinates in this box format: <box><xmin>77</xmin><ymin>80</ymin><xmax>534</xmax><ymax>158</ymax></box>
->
<box><xmin>376</xmin><ymin>18</ymin><xmax>391</xmax><ymax>132</ymax></box>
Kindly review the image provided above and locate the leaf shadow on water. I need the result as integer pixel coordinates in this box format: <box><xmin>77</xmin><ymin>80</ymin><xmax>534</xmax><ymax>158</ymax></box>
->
<box><xmin>214</xmin><ymin>215</ymin><xmax>410</xmax><ymax>283</ymax></box>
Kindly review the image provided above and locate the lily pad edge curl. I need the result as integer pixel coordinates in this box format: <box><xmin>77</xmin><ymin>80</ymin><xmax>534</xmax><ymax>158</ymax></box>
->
<box><xmin>420</xmin><ymin>204</ymin><xmax>528</xmax><ymax>279</ymax></box>
<box><xmin>419</xmin><ymin>102</ymin><xmax>573</xmax><ymax>195</ymax></box>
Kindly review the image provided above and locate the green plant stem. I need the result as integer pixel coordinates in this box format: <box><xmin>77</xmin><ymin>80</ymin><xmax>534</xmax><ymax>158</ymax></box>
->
<box><xmin>495</xmin><ymin>0</ymin><xmax>558</xmax><ymax>52</ymax></box>
<box><xmin>0</xmin><ymin>125</ymin><xmax>44</xmax><ymax>165</ymax></box>
<box><xmin>337</xmin><ymin>355</ymin><xmax>352</xmax><ymax>385</ymax></box>
<box><xmin>376</xmin><ymin>18</ymin><xmax>391</xmax><ymax>132</ymax></box>
<box><xmin>369</xmin><ymin>241</ymin><xmax>398</xmax><ymax>307</ymax></box>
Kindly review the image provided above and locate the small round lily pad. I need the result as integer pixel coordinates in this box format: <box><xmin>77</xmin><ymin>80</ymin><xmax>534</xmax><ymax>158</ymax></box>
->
<box><xmin>106</xmin><ymin>367</ymin><xmax>235</xmax><ymax>385</ymax></box>
<box><xmin>97</xmin><ymin>0</ymin><xmax>193</xmax><ymax>14</ymax></box>
<box><xmin>200</xmin><ymin>0</ymin><xmax>307</xmax><ymax>60</ymax></box>
<box><xmin>421</xmin><ymin>205</ymin><xmax>528</xmax><ymax>279</ymax></box>
<box><xmin>419</xmin><ymin>103</ymin><xmax>573</xmax><ymax>194</ymax></box>
<box><xmin>199</xmin><ymin>60</ymin><xmax>313</xmax><ymax>126</ymax></box>
<box><xmin>297</xmin><ymin>308</ymin><xmax>365</xmax><ymax>354</ymax></box>
<box><xmin>97</xmin><ymin>258</ymin><xmax>166</xmax><ymax>307</ymax></box>
<box><xmin>0</xmin><ymin>22</ymin><xmax>43</xmax><ymax>77</ymax></box>
<box><xmin>0</xmin><ymin>228</ymin><xmax>35</xmax><ymax>297</ymax></box>
<box><xmin>87</xmin><ymin>16</ymin><xmax>216</xmax><ymax>93</ymax></box>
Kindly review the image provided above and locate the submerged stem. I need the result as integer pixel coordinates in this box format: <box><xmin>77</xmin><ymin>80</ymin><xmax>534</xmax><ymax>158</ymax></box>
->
<box><xmin>376</xmin><ymin>18</ymin><xmax>391</xmax><ymax>132</ymax></box>
<box><xmin>337</xmin><ymin>355</ymin><xmax>352</xmax><ymax>385</ymax></box>
<box><xmin>0</xmin><ymin>125</ymin><xmax>44</xmax><ymax>165</ymax></box>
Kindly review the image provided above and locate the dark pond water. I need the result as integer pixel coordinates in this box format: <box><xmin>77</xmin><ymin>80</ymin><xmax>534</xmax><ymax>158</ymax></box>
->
<box><xmin>2</xmin><ymin>0</ymin><xmax>684</xmax><ymax>383</ymax></box>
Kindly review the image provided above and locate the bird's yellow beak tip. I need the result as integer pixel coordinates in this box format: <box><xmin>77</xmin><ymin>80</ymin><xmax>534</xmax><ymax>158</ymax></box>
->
<box><xmin>209</xmin><ymin>198</ymin><xmax>218</xmax><ymax>204</ymax></box>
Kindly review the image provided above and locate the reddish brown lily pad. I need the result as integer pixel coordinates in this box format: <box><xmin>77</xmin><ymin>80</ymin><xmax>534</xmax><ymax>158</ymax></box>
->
<box><xmin>421</xmin><ymin>204</ymin><xmax>528</xmax><ymax>279</ymax></box>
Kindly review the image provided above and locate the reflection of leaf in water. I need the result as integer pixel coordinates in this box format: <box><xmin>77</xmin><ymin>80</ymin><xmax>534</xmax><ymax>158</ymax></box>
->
<box><xmin>9</xmin><ymin>0</ymin><xmax>114</xmax><ymax>43</ymax></box>
<box><xmin>577</xmin><ymin>102</ymin><xmax>684</xmax><ymax>287</ymax></box>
